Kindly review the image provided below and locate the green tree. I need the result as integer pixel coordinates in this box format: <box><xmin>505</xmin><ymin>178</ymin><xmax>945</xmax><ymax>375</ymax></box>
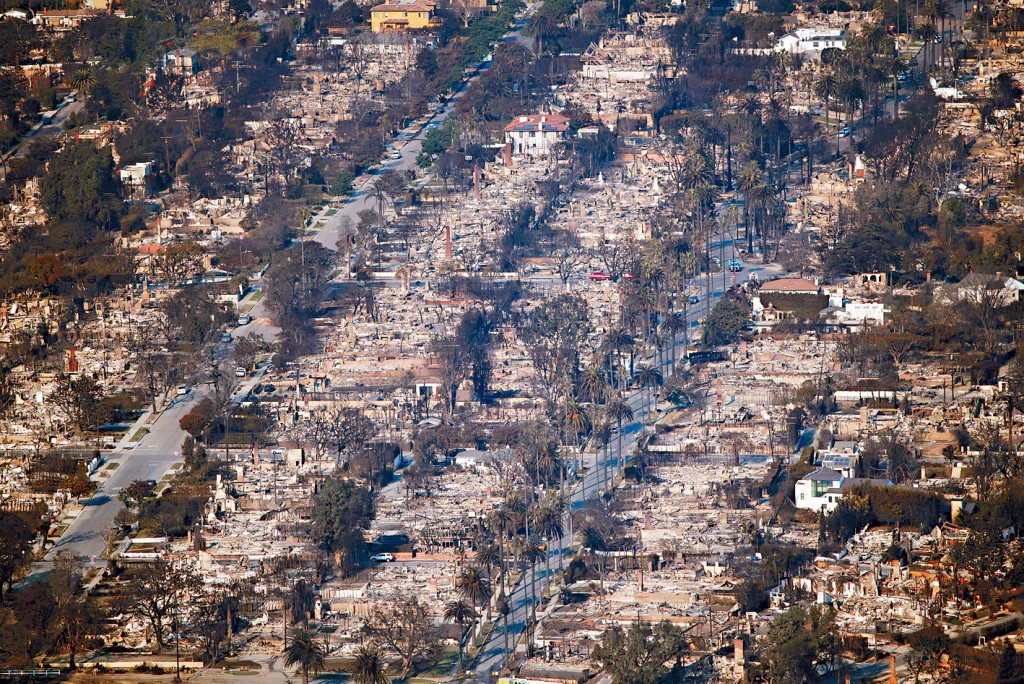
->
<box><xmin>40</xmin><ymin>142</ymin><xmax>121</xmax><ymax>229</ymax></box>
<box><xmin>591</xmin><ymin>620</ymin><xmax>688</xmax><ymax>684</ymax></box>
<box><xmin>350</xmin><ymin>645</ymin><xmax>389</xmax><ymax>684</ymax></box>
<box><xmin>118</xmin><ymin>479</ymin><xmax>157</xmax><ymax>512</ymax></box>
<box><xmin>311</xmin><ymin>478</ymin><xmax>374</xmax><ymax>576</ymax></box>
<box><xmin>762</xmin><ymin>605</ymin><xmax>836</xmax><ymax>684</ymax></box>
<box><xmin>0</xmin><ymin>511</ymin><xmax>33</xmax><ymax>600</ymax></box>
<box><xmin>456</xmin><ymin>565</ymin><xmax>492</xmax><ymax>608</ymax></box>
<box><xmin>704</xmin><ymin>296</ymin><xmax>750</xmax><ymax>346</ymax></box>
<box><xmin>284</xmin><ymin>628</ymin><xmax>327</xmax><ymax>684</ymax></box>
<box><xmin>443</xmin><ymin>598</ymin><xmax>477</xmax><ymax>670</ymax></box>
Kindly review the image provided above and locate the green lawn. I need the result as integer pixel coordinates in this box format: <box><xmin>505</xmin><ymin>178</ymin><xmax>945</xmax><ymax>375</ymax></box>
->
<box><xmin>129</xmin><ymin>428</ymin><xmax>149</xmax><ymax>442</ymax></box>
<box><xmin>406</xmin><ymin>648</ymin><xmax>459</xmax><ymax>682</ymax></box>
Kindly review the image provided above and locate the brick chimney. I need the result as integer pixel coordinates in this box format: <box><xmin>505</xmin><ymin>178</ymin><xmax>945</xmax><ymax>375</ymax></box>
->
<box><xmin>888</xmin><ymin>654</ymin><xmax>897</xmax><ymax>684</ymax></box>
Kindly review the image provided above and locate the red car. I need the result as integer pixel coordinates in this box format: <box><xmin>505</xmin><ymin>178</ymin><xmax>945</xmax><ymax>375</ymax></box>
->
<box><xmin>590</xmin><ymin>271</ymin><xmax>612</xmax><ymax>281</ymax></box>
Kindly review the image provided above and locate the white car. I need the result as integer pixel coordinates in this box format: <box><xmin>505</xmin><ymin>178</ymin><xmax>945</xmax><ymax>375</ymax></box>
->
<box><xmin>370</xmin><ymin>553</ymin><xmax>395</xmax><ymax>562</ymax></box>
<box><xmin>176</xmin><ymin>385</ymin><xmax>189</xmax><ymax>396</ymax></box>
<box><xmin>390</xmin><ymin>151</ymin><xmax>402</xmax><ymax>160</ymax></box>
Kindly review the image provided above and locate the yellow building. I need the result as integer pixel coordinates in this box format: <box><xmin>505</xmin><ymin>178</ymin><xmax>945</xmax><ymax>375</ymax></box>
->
<box><xmin>370</xmin><ymin>0</ymin><xmax>437</xmax><ymax>32</ymax></box>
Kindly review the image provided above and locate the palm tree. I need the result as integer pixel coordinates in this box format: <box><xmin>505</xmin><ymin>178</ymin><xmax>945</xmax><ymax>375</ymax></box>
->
<box><xmin>881</xmin><ymin>54</ymin><xmax>906</xmax><ymax>117</ymax></box>
<box><xmin>926</xmin><ymin>0</ymin><xmax>951</xmax><ymax>69</ymax></box>
<box><xmin>605</xmin><ymin>329</ymin><xmax>635</xmax><ymax>389</ymax></box>
<box><xmin>531</xmin><ymin>502</ymin><xmax>565</xmax><ymax>574</ymax></box>
<box><xmin>68</xmin><ymin>67</ymin><xmax>97</xmax><ymax>116</ymax></box>
<box><xmin>457</xmin><ymin>565</ymin><xmax>492</xmax><ymax>610</ymax></box>
<box><xmin>68</xmin><ymin>67</ymin><xmax>96</xmax><ymax>96</ymax></box>
<box><xmin>605</xmin><ymin>394</ymin><xmax>634</xmax><ymax>477</ymax></box>
<box><xmin>444</xmin><ymin>599</ymin><xmax>478</xmax><ymax>672</ymax></box>
<box><xmin>521</xmin><ymin>537</ymin><xmax>545</xmax><ymax>644</ymax></box>
<box><xmin>592</xmin><ymin>420</ymin><xmax>613</xmax><ymax>488</ymax></box>
<box><xmin>635</xmin><ymin>363</ymin><xmax>664</xmax><ymax>423</ymax></box>
<box><xmin>837</xmin><ymin>76</ymin><xmax>866</xmax><ymax>140</ymax></box>
<box><xmin>578</xmin><ymin>365</ymin><xmax>607</xmax><ymax>405</ymax></box>
<box><xmin>350</xmin><ymin>645</ymin><xmax>389</xmax><ymax>684</ymax></box>
<box><xmin>284</xmin><ymin>628</ymin><xmax>326</xmax><ymax>684</ymax></box>
<box><xmin>444</xmin><ymin>598</ymin><xmax>478</xmax><ymax>627</ymax></box>
<box><xmin>524</xmin><ymin>13</ymin><xmax>557</xmax><ymax>57</ymax></box>
<box><xmin>736</xmin><ymin>163</ymin><xmax>763</xmax><ymax>250</ymax></box>
<box><xmin>534</xmin><ymin>443</ymin><xmax>561</xmax><ymax>491</ymax></box>
<box><xmin>475</xmin><ymin>542</ymin><xmax>501</xmax><ymax>577</ymax></box>
<box><xmin>915</xmin><ymin>22</ymin><xmax>939</xmax><ymax>74</ymax></box>
<box><xmin>492</xmin><ymin>496</ymin><xmax>523</xmax><ymax>598</ymax></box>
<box><xmin>814</xmin><ymin>72</ymin><xmax>840</xmax><ymax>154</ymax></box>
<box><xmin>662</xmin><ymin>310</ymin><xmax>689</xmax><ymax>366</ymax></box>
<box><xmin>561</xmin><ymin>398</ymin><xmax>590</xmax><ymax>475</ymax></box>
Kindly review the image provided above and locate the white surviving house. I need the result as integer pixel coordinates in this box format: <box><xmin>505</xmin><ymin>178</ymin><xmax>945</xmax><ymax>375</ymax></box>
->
<box><xmin>503</xmin><ymin>114</ymin><xmax>571</xmax><ymax>157</ymax></box>
<box><xmin>823</xmin><ymin>290</ymin><xmax>886</xmax><ymax>327</ymax></box>
<box><xmin>794</xmin><ymin>467</ymin><xmax>892</xmax><ymax>513</ymax></box>
<box><xmin>774</xmin><ymin>28</ymin><xmax>846</xmax><ymax>59</ymax></box>
<box><xmin>934</xmin><ymin>272</ymin><xmax>1024</xmax><ymax>307</ymax></box>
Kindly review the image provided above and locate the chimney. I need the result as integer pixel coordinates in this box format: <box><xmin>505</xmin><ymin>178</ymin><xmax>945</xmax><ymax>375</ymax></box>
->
<box><xmin>502</xmin><ymin>141</ymin><xmax>512</xmax><ymax>167</ymax></box>
<box><xmin>888</xmin><ymin>654</ymin><xmax>897</xmax><ymax>684</ymax></box>
<box><xmin>638</xmin><ymin>568</ymin><xmax>643</xmax><ymax>592</ymax></box>
<box><xmin>734</xmin><ymin>638</ymin><xmax>745</xmax><ymax>665</ymax></box>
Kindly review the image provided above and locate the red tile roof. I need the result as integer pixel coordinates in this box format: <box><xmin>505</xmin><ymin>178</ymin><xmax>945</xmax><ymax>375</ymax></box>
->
<box><xmin>503</xmin><ymin>114</ymin><xmax>571</xmax><ymax>134</ymax></box>
<box><xmin>760</xmin><ymin>277</ymin><xmax>820</xmax><ymax>293</ymax></box>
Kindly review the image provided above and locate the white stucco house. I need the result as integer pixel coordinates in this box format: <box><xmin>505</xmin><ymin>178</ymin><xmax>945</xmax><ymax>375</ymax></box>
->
<box><xmin>774</xmin><ymin>28</ymin><xmax>846</xmax><ymax>59</ymax></box>
<box><xmin>794</xmin><ymin>467</ymin><xmax>892</xmax><ymax>512</ymax></box>
<box><xmin>503</xmin><ymin>114</ymin><xmax>571</xmax><ymax>157</ymax></box>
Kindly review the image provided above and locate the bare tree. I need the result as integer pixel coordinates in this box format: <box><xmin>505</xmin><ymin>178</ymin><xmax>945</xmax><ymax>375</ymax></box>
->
<box><xmin>368</xmin><ymin>593</ymin><xmax>442</xmax><ymax>679</ymax></box>
<box><xmin>553</xmin><ymin>239</ymin><xmax>588</xmax><ymax>287</ymax></box>
<box><xmin>115</xmin><ymin>559</ymin><xmax>201</xmax><ymax>652</ymax></box>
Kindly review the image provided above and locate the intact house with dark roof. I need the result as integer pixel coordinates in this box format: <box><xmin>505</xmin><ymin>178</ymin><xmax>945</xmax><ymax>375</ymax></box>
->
<box><xmin>794</xmin><ymin>466</ymin><xmax>892</xmax><ymax>512</ymax></box>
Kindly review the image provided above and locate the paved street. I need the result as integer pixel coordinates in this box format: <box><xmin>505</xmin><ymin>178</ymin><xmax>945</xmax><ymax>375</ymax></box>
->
<box><xmin>468</xmin><ymin>252</ymin><xmax>781</xmax><ymax>682</ymax></box>
<box><xmin>24</xmin><ymin>3</ymin><xmax>538</xmax><ymax>586</ymax></box>
<box><xmin>27</xmin><ymin>390</ymin><xmax>201</xmax><ymax>578</ymax></box>
<box><xmin>0</xmin><ymin>96</ymin><xmax>84</xmax><ymax>181</ymax></box>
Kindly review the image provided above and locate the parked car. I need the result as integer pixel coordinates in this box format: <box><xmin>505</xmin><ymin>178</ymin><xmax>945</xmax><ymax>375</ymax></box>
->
<box><xmin>235</xmin><ymin>367</ymin><xmax>246</xmax><ymax>377</ymax></box>
<box><xmin>589</xmin><ymin>270</ymin><xmax>611</xmax><ymax>281</ymax></box>
<box><xmin>689</xmin><ymin>294</ymin><xmax>700</xmax><ymax>304</ymax></box>
<box><xmin>222</xmin><ymin>332</ymin><xmax>233</xmax><ymax>343</ymax></box>
<box><xmin>176</xmin><ymin>385</ymin><xmax>189</xmax><ymax>396</ymax></box>
<box><xmin>727</xmin><ymin>259</ymin><xmax>742</xmax><ymax>272</ymax></box>
<box><xmin>371</xmin><ymin>553</ymin><xmax>395</xmax><ymax>562</ymax></box>
<box><xmin>237</xmin><ymin>314</ymin><xmax>253</xmax><ymax>326</ymax></box>
<box><xmin>390</xmin><ymin>151</ymin><xmax>402</xmax><ymax>160</ymax></box>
